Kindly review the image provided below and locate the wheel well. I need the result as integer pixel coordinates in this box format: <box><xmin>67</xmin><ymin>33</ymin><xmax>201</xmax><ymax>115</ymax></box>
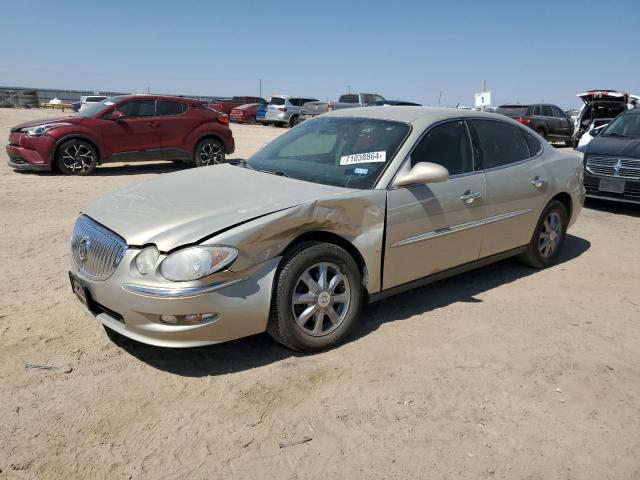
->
<box><xmin>195</xmin><ymin>135</ymin><xmax>224</xmax><ymax>149</ymax></box>
<box><xmin>282</xmin><ymin>231</ymin><xmax>369</xmax><ymax>290</ymax></box>
<box><xmin>53</xmin><ymin>137</ymin><xmax>101</xmax><ymax>170</ymax></box>
<box><xmin>551</xmin><ymin>192</ymin><xmax>573</xmax><ymax>222</ymax></box>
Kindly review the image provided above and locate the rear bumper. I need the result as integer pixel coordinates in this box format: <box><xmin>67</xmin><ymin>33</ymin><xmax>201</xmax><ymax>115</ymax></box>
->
<box><xmin>264</xmin><ymin>111</ymin><xmax>291</xmax><ymax>123</ymax></box>
<box><xmin>584</xmin><ymin>172</ymin><xmax>640</xmax><ymax>204</ymax></box>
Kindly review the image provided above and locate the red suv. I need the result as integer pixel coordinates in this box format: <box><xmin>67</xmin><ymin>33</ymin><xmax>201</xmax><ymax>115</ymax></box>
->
<box><xmin>6</xmin><ymin>95</ymin><xmax>235</xmax><ymax>175</ymax></box>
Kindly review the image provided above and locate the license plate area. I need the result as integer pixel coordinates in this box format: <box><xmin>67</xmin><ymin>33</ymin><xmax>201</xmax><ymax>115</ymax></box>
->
<box><xmin>69</xmin><ymin>272</ymin><xmax>90</xmax><ymax>308</ymax></box>
<box><xmin>599</xmin><ymin>178</ymin><xmax>625</xmax><ymax>194</ymax></box>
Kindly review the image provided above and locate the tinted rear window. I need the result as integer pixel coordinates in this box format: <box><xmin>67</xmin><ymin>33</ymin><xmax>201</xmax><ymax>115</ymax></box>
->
<box><xmin>157</xmin><ymin>100</ymin><xmax>184</xmax><ymax>116</ymax></box>
<box><xmin>472</xmin><ymin>120</ymin><xmax>531</xmax><ymax>169</ymax></box>
<box><xmin>521</xmin><ymin>129</ymin><xmax>543</xmax><ymax>156</ymax></box>
<box><xmin>496</xmin><ymin>106</ymin><xmax>529</xmax><ymax>117</ymax></box>
<box><xmin>339</xmin><ymin>94</ymin><xmax>359</xmax><ymax>104</ymax></box>
<box><xmin>270</xmin><ymin>97</ymin><xmax>286</xmax><ymax>105</ymax></box>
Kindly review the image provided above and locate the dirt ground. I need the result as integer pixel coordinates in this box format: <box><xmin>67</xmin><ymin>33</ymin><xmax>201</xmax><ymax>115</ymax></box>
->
<box><xmin>0</xmin><ymin>108</ymin><xmax>639</xmax><ymax>480</ymax></box>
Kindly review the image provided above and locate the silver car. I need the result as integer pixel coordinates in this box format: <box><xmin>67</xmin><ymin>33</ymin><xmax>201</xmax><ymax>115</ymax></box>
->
<box><xmin>264</xmin><ymin>95</ymin><xmax>318</xmax><ymax>127</ymax></box>
<box><xmin>69</xmin><ymin>107</ymin><xmax>584</xmax><ymax>352</ymax></box>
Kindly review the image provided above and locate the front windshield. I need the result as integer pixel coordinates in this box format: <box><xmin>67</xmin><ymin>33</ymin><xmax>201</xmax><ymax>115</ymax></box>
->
<box><xmin>602</xmin><ymin>113</ymin><xmax>640</xmax><ymax>138</ymax></box>
<box><xmin>247</xmin><ymin>117</ymin><xmax>411</xmax><ymax>189</ymax></box>
<box><xmin>76</xmin><ymin>96</ymin><xmax>125</xmax><ymax>117</ymax></box>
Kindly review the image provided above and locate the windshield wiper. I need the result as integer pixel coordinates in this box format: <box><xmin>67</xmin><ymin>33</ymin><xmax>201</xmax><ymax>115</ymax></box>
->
<box><xmin>258</xmin><ymin>169</ymin><xmax>289</xmax><ymax>178</ymax></box>
<box><xmin>233</xmin><ymin>159</ymin><xmax>255</xmax><ymax>170</ymax></box>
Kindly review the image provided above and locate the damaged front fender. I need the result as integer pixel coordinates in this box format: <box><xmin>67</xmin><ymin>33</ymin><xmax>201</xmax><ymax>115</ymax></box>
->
<box><xmin>208</xmin><ymin>189</ymin><xmax>387</xmax><ymax>294</ymax></box>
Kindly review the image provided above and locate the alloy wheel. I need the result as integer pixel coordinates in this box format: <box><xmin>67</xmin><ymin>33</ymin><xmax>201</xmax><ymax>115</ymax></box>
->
<box><xmin>199</xmin><ymin>142</ymin><xmax>222</xmax><ymax>166</ymax></box>
<box><xmin>61</xmin><ymin>144</ymin><xmax>95</xmax><ymax>173</ymax></box>
<box><xmin>539</xmin><ymin>211</ymin><xmax>562</xmax><ymax>258</ymax></box>
<box><xmin>291</xmin><ymin>262</ymin><xmax>351</xmax><ymax>337</ymax></box>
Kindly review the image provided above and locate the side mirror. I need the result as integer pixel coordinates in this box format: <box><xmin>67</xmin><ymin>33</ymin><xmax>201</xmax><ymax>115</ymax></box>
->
<box><xmin>111</xmin><ymin>110</ymin><xmax>125</xmax><ymax>121</ymax></box>
<box><xmin>393</xmin><ymin>161</ymin><xmax>449</xmax><ymax>188</ymax></box>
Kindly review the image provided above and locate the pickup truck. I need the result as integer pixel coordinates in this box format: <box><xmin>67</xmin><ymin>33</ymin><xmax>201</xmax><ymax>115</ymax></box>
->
<box><xmin>208</xmin><ymin>96</ymin><xmax>267</xmax><ymax>114</ymax></box>
<box><xmin>299</xmin><ymin>93</ymin><xmax>386</xmax><ymax>121</ymax></box>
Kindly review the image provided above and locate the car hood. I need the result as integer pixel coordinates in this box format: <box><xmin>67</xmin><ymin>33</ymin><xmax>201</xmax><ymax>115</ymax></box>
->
<box><xmin>10</xmin><ymin>116</ymin><xmax>81</xmax><ymax>132</ymax></box>
<box><xmin>84</xmin><ymin>164</ymin><xmax>354</xmax><ymax>251</ymax></box>
<box><xmin>587</xmin><ymin>136</ymin><xmax>640</xmax><ymax>157</ymax></box>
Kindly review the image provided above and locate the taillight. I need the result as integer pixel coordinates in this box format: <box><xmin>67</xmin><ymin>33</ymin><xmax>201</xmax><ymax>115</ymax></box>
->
<box><xmin>217</xmin><ymin>114</ymin><xmax>229</xmax><ymax>126</ymax></box>
<box><xmin>327</xmin><ymin>103</ymin><xmax>334</xmax><ymax>112</ymax></box>
<box><xmin>278</xmin><ymin>107</ymin><xmax>287</xmax><ymax>112</ymax></box>
<box><xmin>515</xmin><ymin>117</ymin><xmax>532</xmax><ymax>125</ymax></box>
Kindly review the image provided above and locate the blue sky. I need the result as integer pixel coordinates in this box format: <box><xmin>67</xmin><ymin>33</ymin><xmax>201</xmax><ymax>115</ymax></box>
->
<box><xmin>1</xmin><ymin>0</ymin><xmax>639</xmax><ymax>108</ymax></box>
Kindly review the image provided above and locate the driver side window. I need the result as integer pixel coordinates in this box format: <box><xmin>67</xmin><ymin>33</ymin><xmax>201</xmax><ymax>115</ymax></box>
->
<box><xmin>410</xmin><ymin>120</ymin><xmax>474</xmax><ymax>176</ymax></box>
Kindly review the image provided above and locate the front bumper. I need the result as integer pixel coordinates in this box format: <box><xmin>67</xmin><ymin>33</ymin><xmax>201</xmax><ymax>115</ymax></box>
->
<box><xmin>70</xmin><ymin>250</ymin><xmax>280</xmax><ymax>348</ymax></box>
<box><xmin>583</xmin><ymin>172</ymin><xmax>640</xmax><ymax>204</ymax></box>
<box><xmin>6</xmin><ymin>133</ymin><xmax>55</xmax><ymax>171</ymax></box>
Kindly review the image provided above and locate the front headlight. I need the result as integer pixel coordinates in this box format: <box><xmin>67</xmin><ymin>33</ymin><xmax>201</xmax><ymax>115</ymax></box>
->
<box><xmin>23</xmin><ymin>122</ymin><xmax>72</xmax><ymax>137</ymax></box>
<box><xmin>160</xmin><ymin>246</ymin><xmax>238</xmax><ymax>282</ymax></box>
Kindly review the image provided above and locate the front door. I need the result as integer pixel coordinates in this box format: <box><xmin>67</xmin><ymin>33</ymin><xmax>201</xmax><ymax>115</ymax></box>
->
<box><xmin>383</xmin><ymin>120</ymin><xmax>486</xmax><ymax>289</ymax></box>
<box><xmin>97</xmin><ymin>99</ymin><xmax>161</xmax><ymax>159</ymax></box>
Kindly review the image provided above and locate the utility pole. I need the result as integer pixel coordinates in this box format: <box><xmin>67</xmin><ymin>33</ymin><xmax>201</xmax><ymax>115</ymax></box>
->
<box><xmin>438</xmin><ymin>91</ymin><xmax>443</xmax><ymax>106</ymax></box>
<box><xmin>481</xmin><ymin>80</ymin><xmax>486</xmax><ymax>112</ymax></box>
<box><xmin>347</xmin><ymin>85</ymin><xmax>351</xmax><ymax>94</ymax></box>
<box><xmin>259</xmin><ymin>79</ymin><xmax>262</xmax><ymax>99</ymax></box>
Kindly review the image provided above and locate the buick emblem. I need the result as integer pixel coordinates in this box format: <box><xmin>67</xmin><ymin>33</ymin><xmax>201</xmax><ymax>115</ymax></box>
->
<box><xmin>614</xmin><ymin>159</ymin><xmax>622</xmax><ymax>176</ymax></box>
<box><xmin>78</xmin><ymin>237</ymin><xmax>91</xmax><ymax>261</ymax></box>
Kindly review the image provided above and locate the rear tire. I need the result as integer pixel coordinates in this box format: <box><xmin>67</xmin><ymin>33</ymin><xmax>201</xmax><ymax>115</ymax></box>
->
<box><xmin>194</xmin><ymin>139</ymin><xmax>224</xmax><ymax>167</ymax></box>
<box><xmin>517</xmin><ymin>200</ymin><xmax>568</xmax><ymax>268</ymax></box>
<box><xmin>267</xmin><ymin>242</ymin><xmax>363</xmax><ymax>352</ymax></box>
<box><xmin>289</xmin><ymin>115</ymin><xmax>299</xmax><ymax>127</ymax></box>
<box><xmin>56</xmin><ymin>139</ymin><xmax>98</xmax><ymax>176</ymax></box>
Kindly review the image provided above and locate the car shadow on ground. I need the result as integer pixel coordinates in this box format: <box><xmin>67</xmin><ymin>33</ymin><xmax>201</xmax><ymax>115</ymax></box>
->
<box><xmin>116</xmin><ymin>234</ymin><xmax>591</xmax><ymax>377</ymax></box>
<box><xmin>584</xmin><ymin>198</ymin><xmax>640</xmax><ymax>218</ymax></box>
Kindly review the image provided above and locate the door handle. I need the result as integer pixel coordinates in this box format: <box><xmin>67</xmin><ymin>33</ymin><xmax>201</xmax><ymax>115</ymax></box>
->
<box><xmin>460</xmin><ymin>190</ymin><xmax>481</xmax><ymax>204</ymax></box>
<box><xmin>531</xmin><ymin>176</ymin><xmax>546</xmax><ymax>188</ymax></box>
<box><xmin>148</xmin><ymin>121</ymin><xmax>160</xmax><ymax>128</ymax></box>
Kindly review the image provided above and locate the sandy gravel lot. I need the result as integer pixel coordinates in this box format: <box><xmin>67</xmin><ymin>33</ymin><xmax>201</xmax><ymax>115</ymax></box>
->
<box><xmin>0</xmin><ymin>108</ymin><xmax>639</xmax><ymax>479</ymax></box>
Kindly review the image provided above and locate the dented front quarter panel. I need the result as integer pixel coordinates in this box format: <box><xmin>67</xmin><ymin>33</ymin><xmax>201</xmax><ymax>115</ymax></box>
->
<box><xmin>209</xmin><ymin>189</ymin><xmax>388</xmax><ymax>294</ymax></box>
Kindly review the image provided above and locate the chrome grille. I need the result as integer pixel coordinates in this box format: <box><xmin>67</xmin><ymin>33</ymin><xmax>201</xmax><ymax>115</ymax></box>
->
<box><xmin>586</xmin><ymin>156</ymin><xmax>640</xmax><ymax>179</ymax></box>
<box><xmin>71</xmin><ymin>216</ymin><xmax>127</xmax><ymax>281</ymax></box>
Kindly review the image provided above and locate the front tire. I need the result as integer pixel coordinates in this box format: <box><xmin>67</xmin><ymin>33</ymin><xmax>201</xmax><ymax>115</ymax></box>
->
<box><xmin>194</xmin><ymin>139</ymin><xmax>224</xmax><ymax>167</ymax></box>
<box><xmin>517</xmin><ymin>200</ymin><xmax>568</xmax><ymax>268</ymax></box>
<box><xmin>289</xmin><ymin>115</ymin><xmax>299</xmax><ymax>127</ymax></box>
<box><xmin>267</xmin><ymin>242</ymin><xmax>363</xmax><ymax>352</ymax></box>
<box><xmin>56</xmin><ymin>139</ymin><xmax>98</xmax><ymax>175</ymax></box>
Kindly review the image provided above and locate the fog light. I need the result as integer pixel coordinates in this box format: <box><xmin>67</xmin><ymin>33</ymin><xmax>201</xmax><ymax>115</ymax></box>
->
<box><xmin>160</xmin><ymin>313</ymin><xmax>219</xmax><ymax>325</ymax></box>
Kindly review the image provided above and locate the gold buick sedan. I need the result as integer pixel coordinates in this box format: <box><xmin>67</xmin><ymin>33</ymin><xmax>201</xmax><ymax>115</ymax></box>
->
<box><xmin>69</xmin><ymin>107</ymin><xmax>584</xmax><ymax>352</ymax></box>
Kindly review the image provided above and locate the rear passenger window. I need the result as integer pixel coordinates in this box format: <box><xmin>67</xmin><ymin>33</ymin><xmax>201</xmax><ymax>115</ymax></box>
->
<box><xmin>289</xmin><ymin>98</ymin><xmax>301</xmax><ymax>107</ymax></box>
<box><xmin>156</xmin><ymin>100</ymin><xmax>184</xmax><ymax>116</ymax></box>
<box><xmin>472</xmin><ymin>120</ymin><xmax>531</xmax><ymax>169</ymax></box>
<box><xmin>541</xmin><ymin>106</ymin><xmax>553</xmax><ymax>117</ymax></box>
<box><xmin>533</xmin><ymin>106</ymin><xmax>541</xmax><ymax>116</ymax></box>
<box><xmin>411</xmin><ymin>121</ymin><xmax>474</xmax><ymax>176</ymax></box>
<box><xmin>520</xmin><ymin>128</ymin><xmax>543</xmax><ymax>156</ymax></box>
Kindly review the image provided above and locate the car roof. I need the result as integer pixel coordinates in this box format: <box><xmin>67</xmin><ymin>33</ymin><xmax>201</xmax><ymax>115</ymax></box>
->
<box><xmin>116</xmin><ymin>94</ymin><xmax>205</xmax><ymax>105</ymax></box>
<box><xmin>324</xmin><ymin>106</ymin><xmax>523</xmax><ymax>127</ymax></box>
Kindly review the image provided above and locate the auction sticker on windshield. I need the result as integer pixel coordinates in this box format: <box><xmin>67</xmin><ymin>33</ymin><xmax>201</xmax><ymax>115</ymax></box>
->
<box><xmin>340</xmin><ymin>151</ymin><xmax>387</xmax><ymax>165</ymax></box>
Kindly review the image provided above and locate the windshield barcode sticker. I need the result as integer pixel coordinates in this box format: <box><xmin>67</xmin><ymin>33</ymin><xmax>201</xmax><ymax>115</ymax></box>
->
<box><xmin>340</xmin><ymin>151</ymin><xmax>386</xmax><ymax>165</ymax></box>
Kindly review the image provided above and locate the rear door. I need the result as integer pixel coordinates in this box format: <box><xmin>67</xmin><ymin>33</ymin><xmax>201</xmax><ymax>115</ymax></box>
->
<box><xmin>155</xmin><ymin>99</ymin><xmax>192</xmax><ymax>153</ymax></box>
<box><xmin>470</xmin><ymin>119</ymin><xmax>548</xmax><ymax>257</ymax></box>
<box><xmin>383</xmin><ymin>120</ymin><xmax>486</xmax><ymax>289</ymax></box>
<box><xmin>551</xmin><ymin>105</ymin><xmax>572</xmax><ymax>138</ymax></box>
<box><xmin>97</xmin><ymin>99</ymin><xmax>161</xmax><ymax>157</ymax></box>
<box><xmin>541</xmin><ymin>105</ymin><xmax>561</xmax><ymax>138</ymax></box>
